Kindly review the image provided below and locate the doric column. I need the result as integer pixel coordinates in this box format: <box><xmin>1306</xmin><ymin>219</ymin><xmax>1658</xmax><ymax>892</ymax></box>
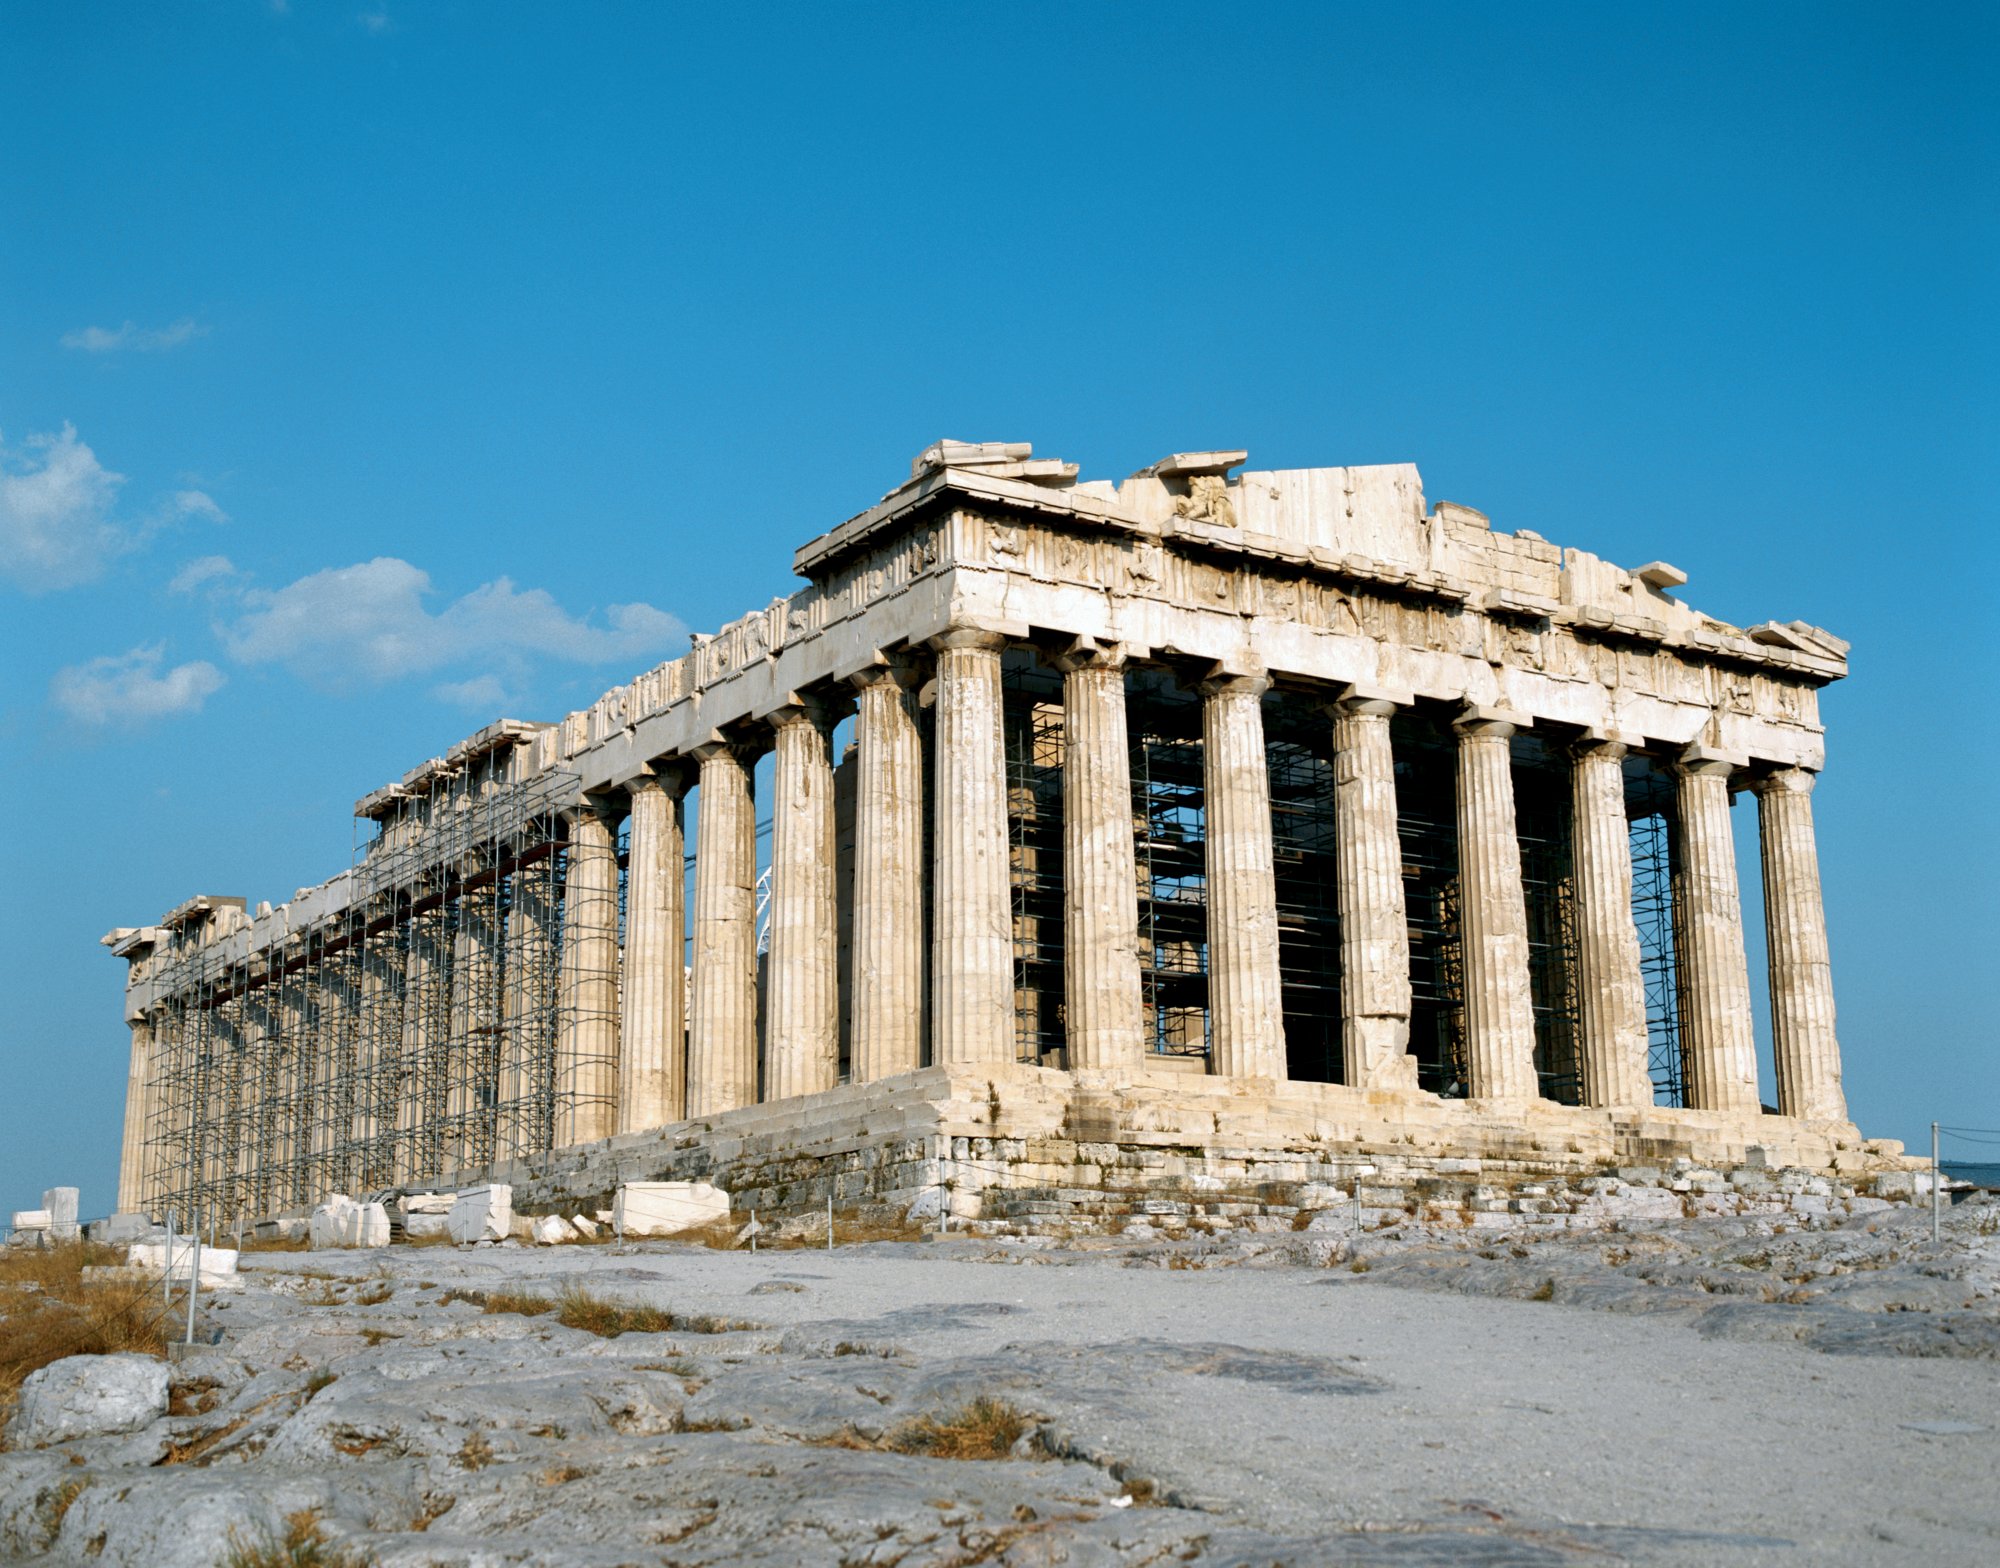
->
<box><xmin>1330</xmin><ymin>688</ymin><xmax>1419</xmax><ymax>1090</ymax></box>
<box><xmin>930</xmin><ymin>630</ymin><xmax>1015</xmax><ymax>1065</ymax></box>
<box><xmin>117</xmin><ymin>1016</ymin><xmax>153</xmax><ymax>1213</ymax></box>
<box><xmin>688</xmin><ymin>740</ymin><xmax>760</xmax><ymax>1114</ymax></box>
<box><xmin>1673</xmin><ymin>750</ymin><xmax>1761</xmax><ymax>1113</ymax></box>
<box><xmin>1569</xmin><ymin>736</ymin><xmax>1654</xmax><ymax>1108</ymax></box>
<box><xmin>1200</xmin><ymin>672</ymin><xmax>1285</xmax><ymax>1079</ymax></box>
<box><xmin>554</xmin><ymin>802</ymin><xmax>622</xmax><ymax>1147</ymax></box>
<box><xmin>1756</xmin><ymin>768</ymin><xmax>1846</xmax><ymax>1121</ymax></box>
<box><xmin>848</xmin><ymin>661</ymin><xmax>925</xmax><ymax>1081</ymax></box>
<box><xmin>447</xmin><ymin>874</ymin><xmax>502</xmax><ymax>1172</ymax></box>
<box><xmin>397</xmin><ymin>914</ymin><xmax>439</xmax><ymax>1181</ymax></box>
<box><xmin>1055</xmin><ymin>643</ymin><xmax>1144</xmax><ymax>1071</ymax></box>
<box><xmin>1454</xmin><ymin>706</ymin><xmax>1539</xmax><ymax>1099</ymax></box>
<box><xmin>621</xmin><ymin>769</ymin><xmax>688</xmax><ymax>1132</ymax></box>
<box><xmin>765</xmin><ymin>702</ymin><xmax>840</xmax><ymax>1099</ymax></box>
<box><xmin>498</xmin><ymin>851</ymin><xmax>558</xmax><ymax>1163</ymax></box>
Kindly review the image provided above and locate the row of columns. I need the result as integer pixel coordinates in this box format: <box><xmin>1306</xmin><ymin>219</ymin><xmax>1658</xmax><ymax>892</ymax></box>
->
<box><xmin>536</xmin><ymin>633</ymin><xmax>1852</xmax><ymax>1149</ymax></box>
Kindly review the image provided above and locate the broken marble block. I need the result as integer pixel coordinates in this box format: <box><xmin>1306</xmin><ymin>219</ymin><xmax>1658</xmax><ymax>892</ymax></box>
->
<box><xmin>126</xmin><ymin>1240</ymin><xmax>241</xmax><ymax>1289</ymax></box>
<box><xmin>447</xmin><ymin>1184</ymin><xmax>512</xmax><ymax>1245</ymax></box>
<box><xmin>353</xmin><ymin>1202</ymin><xmax>391</xmax><ymax>1248</ymax></box>
<box><xmin>9</xmin><ymin>1209</ymin><xmax>52</xmax><ymax>1245</ymax></box>
<box><xmin>403</xmin><ymin>1212</ymin><xmax>450</xmax><ymax>1240</ymax></box>
<box><xmin>42</xmin><ymin>1187</ymin><xmax>80</xmax><ymax>1241</ymax></box>
<box><xmin>612</xmin><ymin>1181</ymin><xmax>730</xmax><ymax>1236</ymax></box>
<box><xmin>309</xmin><ymin>1195</ymin><xmax>356</xmax><ymax>1249</ymax></box>
<box><xmin>570</xmin><ymin>1214</ymin><xmax>599</xmax><ymax>1237</ymax></box>
<box><xmin>531</xmin><ymin>1214</ymin><xmax>578</xmax><ymax>1245</ymax></box>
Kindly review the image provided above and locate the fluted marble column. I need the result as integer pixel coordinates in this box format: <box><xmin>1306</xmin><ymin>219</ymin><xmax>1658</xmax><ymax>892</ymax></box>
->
<box><xmin>1674</xmin><ymin>752</ymin><xmax>1760</xmax><ymax>1114</ymax></box>
<box><xmin>1756</xmin><ymin>768</ymin><xmax>1846</xmax><ymax>1121</ymax></box>
<box><xmin>688</xmin><ymin>741</ymin><xmax>760</xmax><ymax>1114</ymax></box>
<box><xmin>1201</xmin><ymin>673</ymin><xmax>1286</xmax><ymax>1079</ymax></box>
<box><xmin>1330</xmin><ymin>690</ymin><xmax>1418</xmax><ymax>1090</ymax></box>
<box><xmin>447</xmin><ymin>876</ymin><xmax>501</xmax><ymax>1172</ymax></box>
<box><xmin>499</xmin><ymin>853</ymin><xmax>558</xmax><ymax>1162</ymax></box>
<box><xmin>1569</xmin><ymin>737</ymin><xmax>1654</xmax><ymax>1108</ymax></box>
<box><xmin>849</xmin><ymin>662</ymin><xmax>925</xmax><ymax>1081</ymax></box>
<box><xmin>1454</xmin><ymin>707</ymin><xmax>1539</xmax><ymax>1100</ymax></box>
<box><xmin>1057</xmin><ymin>644</ymin><xmax>1144</xmax><ymax>1071</ymax></box>
<box><xmin>555</xmin><ymin>804</ymin><xmax>622</xmax><ymax>1147</ymax></box>
<box><xmin>930</xmin><ymin>630</ymin><xmax>1015</xmax><ymax>1065</ymax></box>
<box><xmin>621</xmin><ymin>770</ymin><xmax>688</xmax><ymax>1132</ymax></box>
<box><xmin>117</xmin><ymin>1017</ymin><xmax>153</xmax><ymax>1213</ymax></box>
<box><xmin>766</xmin><ymin>703</ymin><xmax>840</xmax><ymax>1099</ymax></box>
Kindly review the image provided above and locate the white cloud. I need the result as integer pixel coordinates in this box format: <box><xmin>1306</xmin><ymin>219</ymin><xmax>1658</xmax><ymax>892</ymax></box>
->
<box><xmin>0</xmin><ymin>424</ymin><xmax>129</xmax><ymax>591</ymax></box>
<box><xmin>60</xmin><ymin>318</ymin><xmax>208</xmax><ymax>355</ymax></box>
<box><xmin>168</xmin><ymin>554</ymin><xmax>239</xmax><ymax>594</ymax></box>
<box><xmin>173</xmin><ymin>490</ymin><xmax>227</xmax><ymax>524</ymax></box>
<box><xmin>218</xmin><ymin>557</ymin><xmax>684</xmax><ymax>691</ymax></box>
<box><xmin>433</xmin><ymin>674</ymin><xmax>511</xmax><ymax>710</ymax></box>
<box><xmin>49</xmin><ymin>645</ymin><xmax>225</xmax><ymax>726</ymax></box>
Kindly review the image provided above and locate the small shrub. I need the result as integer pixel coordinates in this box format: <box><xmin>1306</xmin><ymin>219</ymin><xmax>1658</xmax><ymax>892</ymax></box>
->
<box><xmin>304</xmin><ymin>1370</ymin><xmax>336</xmax><ymax>1401</ymax></box>
<box><xmin>1528</xmin><ymin>1279</ymin><xmax>1556</xmax><ymax>1302</ymax></box>
<box><xmin>352</xmin><ymin>1283</ymin><xmax>393</xmax><ymax>1307</ymax></box>
<box><xmin>457</xmin><ymin>1430</ymin><xmax>494</xmax><ymax>1471</ymax></box>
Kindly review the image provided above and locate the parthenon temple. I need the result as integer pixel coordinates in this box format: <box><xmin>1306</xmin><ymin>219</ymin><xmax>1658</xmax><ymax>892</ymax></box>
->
<box><xmin>106</xmin><ymin>441</ymin><xmax>1880</xmax><ymax>1230</ymax></box>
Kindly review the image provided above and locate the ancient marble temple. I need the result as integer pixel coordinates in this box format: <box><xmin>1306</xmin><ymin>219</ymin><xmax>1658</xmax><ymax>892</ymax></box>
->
<box><xmin>106</xmin><ymin>442</ymin><xmax>1870</xmax><ymax>1228</ymax></box>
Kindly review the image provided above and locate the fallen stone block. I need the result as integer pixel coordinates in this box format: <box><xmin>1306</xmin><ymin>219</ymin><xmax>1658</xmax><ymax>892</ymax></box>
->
<box><xmin>6</xmin><ymin>1352</ymin><xmax>168</xmax><ymax>1448</ymax></box>
<box><xmin>531</xmin><ymin>1214</ymin><xmax>578</xmax><ymax>1245</ymax></box>
<box><xmin>403</xmin><ymin>1212</ymin><xmax>450</xmax><ymax>1239</ymax></box>
<box><xmin>612</xmin><ymin>1181</ymin><xmax>730</xmax><ymax>1237</ymax></box>
<box><xmin>308</xmin><ymin>1195</ymin><xmax>356</xmax><ymax>1249</ymax></box>
<box><xmin>126</xmin><ymin>1240</ymin><xmax>240</xmax><ymax>1290</ymax></box>
<box><xmin>353</xmin><ymin>1202</ymin><xmax>391</xmax><ymax>1247</ymax></box>
<box><xmin>447</xmin><ymin>1184</ymin><xmax>512</xmax><ymax>1245</ymax></box>
<box><xmin>400</xmin><ymin>1191</ymin><xmax>455</xmax><ymax>1215</ymax></box>
<box><xmin>90</xmin><ymin>1213</ymin><xmax>156</xmax><ymax>1246</ymax></box>
<box><xmin>42</xmin><ymin>1186</ymin><xmax>80</xmax><ymax>1241</ymax></box>
<box><xmin>570</xmin><ymin>1214</ymin><xmax>599</xmax><ymax>1237</ymax></box>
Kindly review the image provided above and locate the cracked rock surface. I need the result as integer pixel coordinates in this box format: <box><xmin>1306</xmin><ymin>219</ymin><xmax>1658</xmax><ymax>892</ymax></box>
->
<box><xmin>2</xmin><ymin>1196</ymin><xmax>1995</xmax><ymax>1566</ymax></box>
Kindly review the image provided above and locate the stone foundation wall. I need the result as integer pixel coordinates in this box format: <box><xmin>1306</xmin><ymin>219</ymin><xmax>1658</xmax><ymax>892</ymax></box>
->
<box><xmin>402</xmin><ymin>1064</ymin><xmax>1908</xmax><ymax>1230</ymax></box>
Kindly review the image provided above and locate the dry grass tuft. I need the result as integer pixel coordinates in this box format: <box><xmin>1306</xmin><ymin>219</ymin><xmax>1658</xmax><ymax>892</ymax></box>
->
<box><xmin>0</xmin><ymin>1242</ymin><xmax>170</xmax><ymax>1429</ymax></box>
<box><xmin>222</xmin><ymin>1508</ymin><xmax>363</xmax><ymax>1568</ymax></box>
<box><xmin>39</xmin><ymin>1475</ymin><xmax>88</xmax><ymax>1543</ymax></box>
<box><xmin>457</xmin><ymin>1430</ymin><xmax>494</xmax><ymax>1471</ymax></box>
<box><xmin>457</xmin><ymin>1285</ymin><xmax>753</xmax><ymax>1337</ymax></box>
<box><xmin>237</xmin><ymin>1234</ymin><xmax>312</xmax><ymax>1254</ymax></box>
<box><xmin>823</xmin><ymin>1397</ymin><xmax>1033</xmax><ymax>1461</ymax></box>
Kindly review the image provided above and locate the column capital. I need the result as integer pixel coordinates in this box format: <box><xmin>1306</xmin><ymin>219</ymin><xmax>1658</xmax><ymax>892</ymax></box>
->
<box><xmin>1326</xmin><ymin>681</ymin><xmax>1413</xmax><ymax>719</ymax></box>
<box><xmin>689</xmin><ymin>730</ymin><xmax>766</xmax><ymax>767</ymax></box>
<box><xmin>846</xmin><ymin>651</ymin><xmax>925</xmax><ymax>693</ymax></box>
<box><xmin>929</xmin><ymin>626</ymin><xmax>1011</xmax><ymax>654</ymax></box>
<box><xmin>1674</xmin><ymin>743</ymin><xmax>1746</xmax><ymax>781</ymax></box>
<box><xmin>1453</xmin><ymin>702</ymin><xmax>1528</xmax><ymax>740</ymax></box>
<box><xmin>626</xmin><ymin>762</ymin><xmax>692</xmax><ymax>801</ymax></box>
<box><xmin>1196</xmin><ymin>663</ymin><xmax>1270</xmax><ymax>700</ymax></box>
<box><xmin>560</xmin><ymin>797</ymin><xmax>624</xmax><ymax>830</ymax></box>
<box><xmin>1566</xmin><ymin>726</ymin><xmax>1644</xmax><ymax>763</ymax></box>
<box><xmin>1045</xmin><ymin>635</ymin><xmax>1131</xmax><ymax>675</ymax></box>
<box><xmin>765</xmin><ymin>692</ymin><xmax>837</xmax><ymax>734</ymax></box>
<box><xmin>1752</xmin><ymin>765</ymin><xmax>1817</xmax><ymax>798</ymax></box>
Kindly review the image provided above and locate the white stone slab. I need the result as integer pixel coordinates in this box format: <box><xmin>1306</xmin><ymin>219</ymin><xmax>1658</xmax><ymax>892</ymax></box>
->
<box><xmin>447</xmin><ymin>1184</ymin><xmax>512</xmax><ymax>1245</ymax></box>
<box><xmin>126</xmin><ymin>1240</ymin><xmax>240</xmax><ymax>1289</ymax></box>
<box><xmin>354</xmin><ymin>1202</ymin><xmax>391</xmax><ymax>1248</ymax></box>
<box><xmin>403</xmin><ymin>1212</ymin><xmax>450</xmax><ymax>1239</ymax></box>
<box><xmin>613</xmin><ymin>1181</ymin><xmax>729</xmax><ymax>1236</ymax></box>
<box><xmin>531</xmin><ymin>1214</ymin><xmax>578</xmax><ymax>1245</ymax></box>
<box><xmin>570</xmin><ymin>1215</ymin><xmax>599</xmax><ymax>1237</ymax></box>
<box><xmin>42</xmin><ymin>1187</ymin><xmax>80</xmax><ymax>1240</ymax></box>
<box><xmin>12</xmin><ymin>1209</ymin><xmax>52</xmax><ymax>1231</ymax></box>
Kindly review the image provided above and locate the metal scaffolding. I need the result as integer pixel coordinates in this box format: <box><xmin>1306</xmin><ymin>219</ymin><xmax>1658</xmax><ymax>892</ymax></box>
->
<box><xmin>1266</xmin><ymin>698</ymin><xmax>1342</xmax><ymax>1083</ymax></box>
<box><xmin>1129</xmin><ymin>671</ymin><xmax>1210</xmax><ymax>1061</ymax></box>
<box><xmin>1395</xmin><ymin>710</ymin><xmax>1467</xmax><ymax>1096</ymax></box>
<box><xmin>138</xmin><ymin>760</ymin><xmax>582</xmax><ymax>1229</ymax></box>
<box><xmin>1627</xmin><ymin>761</ymin><xmax>1685</xmax><ymax>1106</ymax></box>
<box><xmin>1004</xmin><ymin>657</ymin><xmax>1066</xmax><ymax>1064</ymax></box>
<box><xmin>1514</xmin><ymin>734</ymin><xmax>1584</xmax><ymax>1105</ymax></box>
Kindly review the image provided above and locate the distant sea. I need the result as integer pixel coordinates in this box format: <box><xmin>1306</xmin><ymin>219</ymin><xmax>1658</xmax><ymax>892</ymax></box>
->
<box><xmin>1943</xmin><ymin>1162</ymin><xmax>2000</xmax><ymax>1190</ymax></box>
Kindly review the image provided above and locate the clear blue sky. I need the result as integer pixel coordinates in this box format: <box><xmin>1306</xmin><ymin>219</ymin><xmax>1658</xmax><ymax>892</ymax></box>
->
<box><xmin>3</xmin><ymin>2</ymin><xmax>1993</xmax><ymax>1217</ymax></box>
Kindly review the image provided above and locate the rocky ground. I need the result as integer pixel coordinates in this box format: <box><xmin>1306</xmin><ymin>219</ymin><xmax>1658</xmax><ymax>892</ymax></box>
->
<box><xmin>2</xmin><ymin>1193</ymin><xmax>1995</xmax><ymax>1568</ymax></box>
